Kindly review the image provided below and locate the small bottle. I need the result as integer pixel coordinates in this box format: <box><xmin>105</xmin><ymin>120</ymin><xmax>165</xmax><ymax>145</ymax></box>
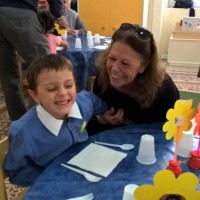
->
<box><xmin>180</xmin><ymin>20</ymin><xmax>183</xmax><ymax>27</ymax></box>
<box><xmin>197</xmin><ymin>65</ymin><xmax>200</xmax><ymax>78</ymax></box>
<box><xmin>188</xmin><ymin>151</ymin><xmax>200</xmax><ymax>169</ymax></box>
<box><xmin>166</xmin><ymin>160</ymin><xmax>182</xmax><ymax>177</ymax></box>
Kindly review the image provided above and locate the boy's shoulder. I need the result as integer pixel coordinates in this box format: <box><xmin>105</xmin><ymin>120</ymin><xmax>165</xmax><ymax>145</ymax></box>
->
<box><xmin>10</xmin><ymin>106</ymin><xmax>38</xmax><ymax>135</ymax></box>
<box><xmin>76</xmin><ymin>90</ymin><xmax>106</xmax><ymax>108</ymax></box>
<box><xmin>77</xmin><ymin>90</ymin><xmax>97</xmax><ymax>100</ymax></box>
<box><xmin>76</xmin><ymin>91</ymin><xmax>97</xmax><ymax>107</ymax></box>
<box><xmin>76</xmin><ymin>90</ymin><xmax>107</xmax><ymax>116</ymax></box>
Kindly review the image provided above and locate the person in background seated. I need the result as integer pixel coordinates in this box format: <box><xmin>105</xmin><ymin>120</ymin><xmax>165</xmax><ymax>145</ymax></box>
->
<box><xmin>4</xmin><ymin>54</ymin><xmax>107</xmax><ymax>187</ymax></box>
<box><xmin>39</xmin><ymin>9</ymin><xmax>69</xmax><ymax>53</ymax></box>
<box><xmin>87</xmin><ymin>23</ymin><xmax>180</xmax><ymax>135</ymax></box>
<box><xmin>62</xmin><ymin>0</ymin><xmax>87</xmax><ymax>36</ymax></box>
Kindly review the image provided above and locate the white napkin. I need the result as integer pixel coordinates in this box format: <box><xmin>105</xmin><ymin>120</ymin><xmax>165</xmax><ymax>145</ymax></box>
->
<box><xmin>67</xmin><ymin>143</ymin><xmax>127</xmax><ymax>177</ymax></box>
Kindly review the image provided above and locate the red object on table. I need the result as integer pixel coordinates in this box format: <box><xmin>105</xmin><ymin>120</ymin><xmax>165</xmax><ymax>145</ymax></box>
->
<box><xmin>166</xmin><ymin>160</ymin><xmax>182</xmax><ymax>177</ymax></box>
<box><xmin>189</xmin><ymin>151</ymin><xmax>200</xmax><ymax>170</ymax></box>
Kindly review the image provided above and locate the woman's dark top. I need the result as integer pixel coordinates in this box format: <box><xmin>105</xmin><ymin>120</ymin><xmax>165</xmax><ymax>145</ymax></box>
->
<box><xmin>86</xmin><ymin>74</ymin><xmax>180</xmax><ymax>135</ymax></box>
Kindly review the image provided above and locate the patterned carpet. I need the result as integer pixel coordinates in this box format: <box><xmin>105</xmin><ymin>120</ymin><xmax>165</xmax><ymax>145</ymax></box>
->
<box><xmin>167</xmin><ymin>70</ymin><xmax>200</xmax><ymax>93</ymax></box>
<box><xmin>0</xmin><ymin>84</ymin><xmax>29</xmax><ymax>140</ymax></box>
<box><xmin>0</xmin><ymin>98</ymin><xmax>10</xmax><ymax>140</ymax></box>
<box><xmin>5</xmin><ymin>178</ymin><xmax>25</xmax><ymax>200</ymax></box>
<box><xmin>161</xmin><ymin>60</ymin><xmax>200</xmax><ymax>93</ymax></box>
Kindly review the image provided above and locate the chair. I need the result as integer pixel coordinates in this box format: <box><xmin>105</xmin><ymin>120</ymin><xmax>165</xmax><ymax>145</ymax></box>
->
<box><xmin>0</xmin><ymin>136</ymin><xmax>29</xmax><ymax>200</ymax></box>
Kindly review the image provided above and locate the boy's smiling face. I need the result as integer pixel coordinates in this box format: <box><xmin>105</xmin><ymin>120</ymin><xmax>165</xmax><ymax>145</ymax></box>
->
<box><xmin>29</xmin><ymin>68</ymin><xmax>76</xmax><ymax>119</ymax></box>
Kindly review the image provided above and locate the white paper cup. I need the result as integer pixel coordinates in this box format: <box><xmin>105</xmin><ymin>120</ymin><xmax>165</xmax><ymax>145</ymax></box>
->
<box><xmin>122</xmin><ymin>184</ymin><xmax>138</xmax><ymax>200</ymax></box>
<box><xmin>94</xmin><ymin>34</ymin><xmax>100</xmax><ymax>45</ymax></box>
<box><xmin>62</xmin><ymin>30</ymin><xmax>67</xmax><ymax>41</ymax></box>
<box><xmin>87</xmin><ymin>36</ymin><xmax>94</xmax><ymax>47</ymax></box>
<box><xmin>75</xmin><ymin>38</ymin><xmax>82</xmax><ymax>48</ymax></box>
<box><xmin>87</xmin><ymin>31</ymin><xmax>92</xmax><ymax>39</ymax></box>
<box><xmin>178</xmin><ymin>132</ymin><xmax>193</xmax><ymax>157</ymax></box>
<box><xmin>136</xmin><ymin>134</ymin><xmax>156</xmax><ymax>165</ymax></box>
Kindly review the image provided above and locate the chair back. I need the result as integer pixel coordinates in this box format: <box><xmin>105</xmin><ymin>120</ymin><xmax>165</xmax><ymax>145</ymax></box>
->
<box><xmin>0</xmin><ymin>136</ymin><xmax>9</xmax><ymax>200</ymax></box>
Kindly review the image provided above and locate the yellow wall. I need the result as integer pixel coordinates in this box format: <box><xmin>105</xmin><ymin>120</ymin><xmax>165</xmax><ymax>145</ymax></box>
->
<box><xmin>79</xmin><ymin>0</ymin><xmax>143</xmax><ymax>36</ymax></box>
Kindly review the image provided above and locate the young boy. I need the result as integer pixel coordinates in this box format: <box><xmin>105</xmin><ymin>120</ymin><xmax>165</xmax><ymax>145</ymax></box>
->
<box><xmin>4</xmin><ymin>54</ymin><xmax>107</xmax><ymax>187</ymax></box>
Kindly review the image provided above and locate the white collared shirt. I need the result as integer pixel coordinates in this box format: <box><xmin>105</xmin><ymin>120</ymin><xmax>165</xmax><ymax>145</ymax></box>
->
<box><xmin>36</xmin><ymin>102</ymin><xmax>82</xmax><ymax>136</ymax></box>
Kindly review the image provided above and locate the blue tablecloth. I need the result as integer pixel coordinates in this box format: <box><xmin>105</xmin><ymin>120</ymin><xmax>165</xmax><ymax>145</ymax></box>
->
<box><xmin>24</xmin><ymin>123</ymin><xmax>200</xmax><ymax>200</ymax></box>
<box><xmin>58</xmin><ymin>36</ymin><xmax>109</xmax><ymax>90</ymax></box>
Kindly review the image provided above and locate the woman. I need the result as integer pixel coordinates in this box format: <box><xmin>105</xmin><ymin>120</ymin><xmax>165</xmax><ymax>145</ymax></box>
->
<box><xmin>87</xmin><ymin>23</ymin><xmax>180</xmax><ymax>134</ymax></box>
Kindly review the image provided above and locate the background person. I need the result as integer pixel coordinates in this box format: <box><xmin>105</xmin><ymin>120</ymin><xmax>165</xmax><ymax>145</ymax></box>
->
<box><xmin>39</xmin><ymin>9</ymin><xmax>69</xmax><ymax>53</ymax></box>
<box><xmin>4</xmin><ymin>54</ymin><xmax>107</xmax><ymax>187</ymax></box>
<box><xmin>87</xmin><ymin>23</ymin><xmax>180</xmax><ymax>135</ymax></box>
<box><xmin>0</xmin><ymin>0</ymin><xmax>68</xmax><ymax>121</ymax></box>
<box><xmin>62</xmin><ymin>0</ymin><xmax>87</xmax><ymax>36</ymax></box>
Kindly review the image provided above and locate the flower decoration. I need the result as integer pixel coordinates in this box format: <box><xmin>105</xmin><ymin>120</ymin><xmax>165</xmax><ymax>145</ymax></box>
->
<box><xmin>162</xmin><ymin>100</ymin><xmax>196</xmax><ymax>175</ymax></box>
<box><xmin>134</xmin><ymin>169</ymin><xmax>200</xmax><ymax>200</ymax></box>
<box><xmin>54</xmin><ymin>23</ymin><xmax>66</xmax><ymax>36</ymax></box>
<box><xmin>163</xmin><ymin>100</ymin><xmax>196</xmax><ymax>142</ymax></box>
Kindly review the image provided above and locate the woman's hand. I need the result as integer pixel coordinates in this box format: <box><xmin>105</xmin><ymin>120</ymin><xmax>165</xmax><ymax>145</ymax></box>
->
<box><xmin>67</xmin><ymin>28</ymin><xmax>76</xmax><ymax>36</ymax></box>
<box><xmin>98</xmin><ymin>107</ymin><xmax>124</xmax><ymax>125</ymax></box>
<box><xmin>56</xmin><ymin>16</ymin><xmax>68</xmax><ymax>29</ymax></box>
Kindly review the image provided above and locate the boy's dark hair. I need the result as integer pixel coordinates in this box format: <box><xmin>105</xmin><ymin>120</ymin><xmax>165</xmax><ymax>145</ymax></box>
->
<box><xmin>38</xmin><ymin>9</ymin><xmax>55</xmax><ymax>33</ymax></box>
<box><xmin>27</xmin><ymin>54</ymin><xmax>74</xmax><ymax>91</ymax></box>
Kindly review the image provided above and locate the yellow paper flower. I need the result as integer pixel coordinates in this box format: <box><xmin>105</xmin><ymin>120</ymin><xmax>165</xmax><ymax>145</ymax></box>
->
<box><xmin>163</xmin><ymin>100</ymin><xmax>196</xmax><ymax>141</ymax></box>
<box><xmin>134</xmin><ymin>170</ymin><xmax>200</xmax><ymax>200</ymax></box>
<box><xmin>54</xmin><ymin>23</ymin><xmax>66</xmax><ymax>36</ymax></box>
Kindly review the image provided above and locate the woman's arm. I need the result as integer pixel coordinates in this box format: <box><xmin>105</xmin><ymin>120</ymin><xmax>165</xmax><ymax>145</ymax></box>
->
<box><xmin>75</xmin><ymin>16</ymin><xmax>87</xmax><ymax>35</ymax></box>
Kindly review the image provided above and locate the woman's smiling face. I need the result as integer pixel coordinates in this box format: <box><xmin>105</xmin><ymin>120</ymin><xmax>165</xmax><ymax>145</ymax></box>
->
<box><xmin>29</xmin><ymin>68</ymin><xmax>76</xmax><ymax>119</ymax></box>
<box><xmin>106</xmin><ymin>41</ymin><xmax>146</xmax><ymax>89</ymax></box>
